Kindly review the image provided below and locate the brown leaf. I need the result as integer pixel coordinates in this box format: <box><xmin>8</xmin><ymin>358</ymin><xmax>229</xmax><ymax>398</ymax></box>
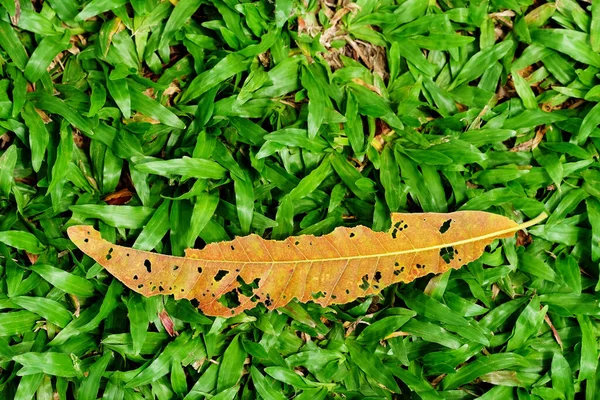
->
<box><xmin>67</xmin><ymin>212</ymin><xmax>547</xmax><ymax>317</ymax></box>
<box><xmin>158</xmin><ymin>310</ymin><xmax>178</xmax><ymax>337</ymax></box>
<box><xmin>510</xmin><ymin>125</ymin><xmax>546</xmax><ymax>152</ymax></box>
<box><xmin>516</xmin><ymin>230</ymin><xmax>532</xmax><ymax>247</ymax></box>
<box><xmin>104</xmin><ymin>188</ymin><xmax>133</xmax><ymax>205</ymax></box>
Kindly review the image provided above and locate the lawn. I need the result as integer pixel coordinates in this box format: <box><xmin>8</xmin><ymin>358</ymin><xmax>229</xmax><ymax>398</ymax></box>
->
<box><xmin>0</xmin><ymin>0</ymin><xmax>599</xmax><ymax>398</ymax></box>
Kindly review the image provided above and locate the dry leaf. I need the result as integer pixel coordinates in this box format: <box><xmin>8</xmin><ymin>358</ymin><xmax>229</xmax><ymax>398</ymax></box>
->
<box><xmin>67</xmin><ymin>211</ymin><xmax>547</xmax><ymax>317</ymax></box>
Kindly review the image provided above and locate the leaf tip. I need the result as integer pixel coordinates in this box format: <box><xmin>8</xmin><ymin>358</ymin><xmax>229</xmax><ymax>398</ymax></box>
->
<box><xmin>67</xmin><ymin>225</ymin><xmax>98</xmax><ymax>248</ymax></box>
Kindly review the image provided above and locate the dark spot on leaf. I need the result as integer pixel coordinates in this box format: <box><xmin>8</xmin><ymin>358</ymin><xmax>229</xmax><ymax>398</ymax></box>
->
<box><xmin>345</xmin><ymin>289</ymin><xmax>350</xmax><ymax>294</ymax></box>
<box><xmin>126</xmin><ymin>253</ymin><xmax>130</xmax><ymax>257</ymax></box>
<box><xmin>144</xmin><ymin>259</ymin><xmax>152</xmax><ymax>273</ymax></box>
<box><xmin>214</xmin><ymin>270</ymin><xmax>229</xmax><ymax>281</ymax></box>
<box><xmin>439</xmin><ymin>219</ymin><xmax>452</xmax><ymax>234</ymax></box>
<box><xmin>395</xmin><ymin>261</ymin><xmax>399</xmax><ymax>266</ymax></box>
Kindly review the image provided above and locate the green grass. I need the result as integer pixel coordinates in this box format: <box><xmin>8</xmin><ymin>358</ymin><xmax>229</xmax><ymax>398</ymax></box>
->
<box><xmin>0</xmin><ymin>0</ymin><xmax>599</xmax><ymax>398</ymax></box>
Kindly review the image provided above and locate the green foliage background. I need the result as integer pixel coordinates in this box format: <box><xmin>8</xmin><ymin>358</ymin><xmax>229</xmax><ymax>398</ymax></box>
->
<box><xmin>0</xmin><ymin>0</ymin><xmax>599</xmax><ymax>398</ymax></box>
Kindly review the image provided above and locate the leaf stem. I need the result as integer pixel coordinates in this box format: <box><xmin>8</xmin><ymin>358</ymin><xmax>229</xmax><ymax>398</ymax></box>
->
<box><xmin>518</xmin><ymin>212</ymin><xmax>548</xmax><ymax>230</ymax></box>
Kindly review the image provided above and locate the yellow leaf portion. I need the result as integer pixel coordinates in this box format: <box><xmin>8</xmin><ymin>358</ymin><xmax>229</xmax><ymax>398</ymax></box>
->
<box><xmin>67</xmin><ymin>211</ymin><xmax>547</xmax><ymax>317</ymax></box>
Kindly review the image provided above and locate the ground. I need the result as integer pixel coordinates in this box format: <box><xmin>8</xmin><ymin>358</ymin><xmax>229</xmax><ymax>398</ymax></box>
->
<box><xmin>0</xmin><ymin>0</ymin><xmax>599</xmax><ymax>398</ymax></box>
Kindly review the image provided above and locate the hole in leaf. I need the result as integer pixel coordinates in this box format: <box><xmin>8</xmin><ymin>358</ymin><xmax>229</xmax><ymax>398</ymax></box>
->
<box><xmin>230</xmin><ymin>245</ymin><xmax>235</xmax><ymax>251</ymax></box>
<box><xmin>106</xmin><ymin>248</ymin><xmax>113</xmax><ymax>260</ymax></box>
<box><xmin>359</xmin><ymin>275</ymin><xmax>370</xmax><ymax>290</ymax></box>
<box><xmin>440</xmin><ymin>246</ymin><xmax>455</xmax><ymax>264</ymax></box>
<box><xmin>214</xmin><ymin>270</ymin><xmax>229</xmax><ymax>282</ymax></box>
<box><xmin>265</xmin><ymin>294</ymin><xmax>272</xmax><ymax>307</ymax></box>
<box><xmin>349</xmin><ymin>232</ymin><xmax>355</xmax><ymax>238</ymax></box>
<box><xmin>137</xmin><ymin>284</ymin><xmax>143</xmax><ymax>289</ymax></box>
<box><xmin>237</xmin><ymin>276</ymin><xmax>260</xmax><ymax>297</ymax></box>
<box><xmin>345</xmin><ymin>289</ymin><xmax>350</xmax><ymax>294</ymax></box>
<box><xmin>332</xmin><ymin>294</ymin><xmax>337</xmax><ymax>299</ymax></box>
<box><xmin>198</xmin><ymin>267</ymin><xmax>203</xmax><ymax>273</ymax></box>
<box><xmin>439</xmin><ymin>219</ymin><xmax>452</xmax><ymax>234</ymax></box>
<box><xmin>295</xmin><ymin>241</ymin><xmax>300</xmax><ymax>245</ymax></box>
<box><xmin>394</xmin><ymin>266</ymin><xmax>406</xmax><ymax>276</ymax></box>
<box><xmin>190</xmin><ymin>299</ymin><xmax>200</xmax><ymax>308</ymax></box>
<box><xmin>133</xmin><ymin>275</ymin><xmax>138</xmax><ymax>280</ymax></box>
<box><xmin>151</xmin><ymin>285</ymin><xmax>156</xmax><ymax>291</ymax></box>
<box><xmin>159</xmin><ymin>286</ymin><xmax>164</xmax><ymax>292</ymax></box>
<box><xmin>173</xmin><ymin>265</ymin><xmax>179</xmax><ymax>271</ymax></box>
<box><xmin>84</xmin><ymin>238</ymin><xmax>89</xmax><ymax>243</ymax></box>
<box><xmin>219</xmin><ymin>289</ymin><xmax>241</xmax><ymax>309</ymax></box>
<box><xmin>374</xmin><ymin>271</ymin><xmax>382</xmax><ymax>283</ymax></box>
<box><xmin>312</xmin><ymin>291</ymin><xmax>325</xmax><ymax>299</ymax></box>
<box><xmin>391</xmin><ymin>229</ymin><xmax>398</xmax><ymax>239</ymax></box>
<box><xmin>144</xmin><ymin>260</ymin><xmax>152</xmax><ymax>273</ymax></box>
